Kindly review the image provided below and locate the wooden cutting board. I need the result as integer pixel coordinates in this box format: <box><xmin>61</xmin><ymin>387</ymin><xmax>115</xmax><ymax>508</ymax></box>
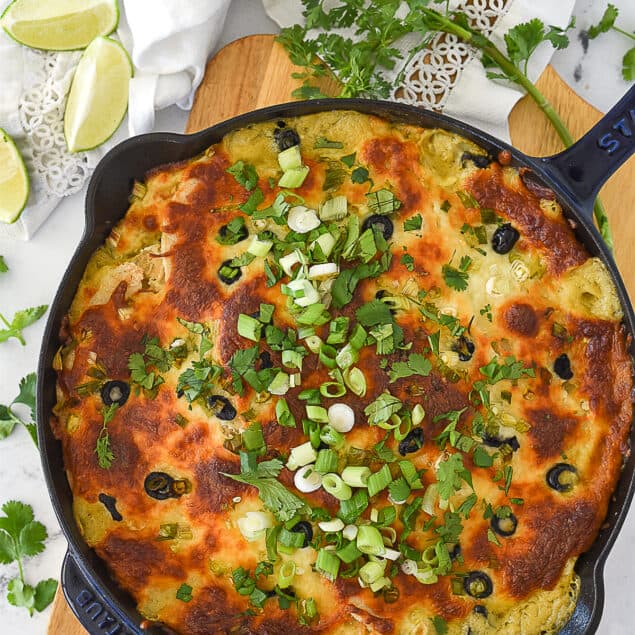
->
<box><xmin>48</xmin><ymin>33</ymin><xmax>635</xmax><ymax>635</ymax></box>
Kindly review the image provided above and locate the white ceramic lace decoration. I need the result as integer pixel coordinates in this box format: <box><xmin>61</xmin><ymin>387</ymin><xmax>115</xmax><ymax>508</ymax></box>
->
<box><xmin>18</xmin><ymin>50</ymin><xmax>96</xmax><ymax>199</ymax></box>
<box><xmin>393</xmin><ymin>0</ymin><xmax>510</xmax><ymax>110</ymax></box>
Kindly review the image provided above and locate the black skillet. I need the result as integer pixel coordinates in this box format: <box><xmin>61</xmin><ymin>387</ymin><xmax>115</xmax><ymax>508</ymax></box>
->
<box><xmin>37</xmin><ymin>88</ymin><xmax>635</xmax><ymax>634</ymax></box>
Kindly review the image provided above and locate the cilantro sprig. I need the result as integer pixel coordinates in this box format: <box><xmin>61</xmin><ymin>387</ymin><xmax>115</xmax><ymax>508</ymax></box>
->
<box><xmin>0</xmin><ymin>501</ymin><xmax>57</xmax><ymax>615</ymax></box>
<box><xmin>0</xmin><ymin>305</ymin><xmax>48</xmax><ymax>346</ymax></box>
<box><xmin>586</xmin><ymin>4</ymin><xmax>635</xmax><ymax>81</ymax></box>
<box><xmin>0</xmin><ymin>373</ymin><xmax>37</xmax><ymax>446</ymax></box>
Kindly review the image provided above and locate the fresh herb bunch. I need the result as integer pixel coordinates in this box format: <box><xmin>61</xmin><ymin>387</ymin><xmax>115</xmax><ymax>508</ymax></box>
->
<box><xmin>277</xmin><ymin>0</ymin><xmax>614</xmax><ymax>248</ymax></box>
<box><xmin>586</xmin><ymin>3</ymin><xmax>635</xmax><ymax>81</ymax></box>
<box><xmin>0</xmin><ymin>501</ymin><xmax>57</xmax><ymax>615</ymax></box>
<box><xmin>0</xmin><ymin>373</ymin><xmax>38</xmax><ymax>446</ymax></box>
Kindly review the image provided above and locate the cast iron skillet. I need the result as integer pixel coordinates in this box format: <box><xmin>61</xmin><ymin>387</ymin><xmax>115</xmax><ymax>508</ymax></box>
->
<box><xmin>38</xmin><ymin>89</ymin><xmax>635</xmax><ymax>635</ymax></box>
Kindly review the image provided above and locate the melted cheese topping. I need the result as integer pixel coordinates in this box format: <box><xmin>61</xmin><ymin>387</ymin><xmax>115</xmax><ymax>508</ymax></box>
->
<box><xmin>52</xmin><ymin>111</ymin><xmax>632</xmax><ymax>634</ymax></box>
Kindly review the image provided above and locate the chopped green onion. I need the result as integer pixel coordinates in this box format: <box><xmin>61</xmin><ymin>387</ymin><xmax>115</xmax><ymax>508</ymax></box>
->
<box><xmin>279</xmin><ymin>250</ymin><xmax>303</xmax><ymax>277</ymax></box>
<box><xmin>268</xmin><ymin>371</ymin><xmax>290</xmax><ymax>396</ymax></box>
<box><xmin>315</xmin><ymin>449</ymin><xmax>339</xmax><ymax>474</ymax></box>
<box><xmin>327</xmin><ymin>317</ymin><xmax>350</xmax><ymax>345</ymax></box>
<box><xmin>320</xmin><ymin>425</ymin><xmax>344</xmax><ymax>449</ymax></box>
<box><xmin>412</xmin><ymin>404</ymin><xmax>425</xmax><ymax>426</ymax></box>
<box><xmin>356</xmin><ymin>525</ymin><xmax>386</xmax><ymax>556</ymax></box>
<box><xmin>322</xmin><ymin>473</ymin><xmax>352</xmax><ymax>500</ymax></box>
<box><xmin>343</xmin><ymin>367</ymin><xmax>367</xmax><ymax>397</ymax></box>
<box><xmin>278</xmin><ymin>527</ymin><xmax>306</xmax><ymax>549</ymax></box>
<box><xmin>319</xmin><ymin>343</ymin><xmax>338</xmax><ymax>368</ymax></box>
<box><xmin>338</xmin><ymin>489</ymin><xmax>369</xmax><ymax>524</ymax></box>
<box><xmin>342</xmin><ymin>524</ymin><xmax>358</xmax><ymax>541</ymax></box>
<box><xmin>242</xmin><ymin>422</ymin><xmax>265</xmax><ymax>452</ymax></box>
<box><xmin>258</xmin><ymin>303</ymin><xmax>275</xmax><ymax>324</ymax></box>
<box><xmin>299</xmin><ymin>388</ymin><xmax>321</xmax><ymax>405</ymax></box>
<box><xmin>282</xmin><ymin>349</ymin><xmax>304</xmax><ymax>370</ymax></box>
<box><xmin>278</xmin><ymin>560</ymin><xmax>296</xmax><ymax>589</ymax></box>
<box><xmin>237</xmin><ymin>511</ymin><xmax>274</xmax><ymax>541</ymax></box>
<box><xmin>313</xmin><ymin>232</ymin><xmax>336</xmax><ymax>260</ymax></box>
<box><xmin>278</xmin><ymin>145</ymin><xmax>302</xmax><ymax>170</ymax></box>
<box><xmin>265</xmin><ymin>526</ymin><xmax>280</xmax><ymax>561</ymax></box>
<box><xmin>275</xmin><ymin>398</ymin><xmax>296</xmax><ymax>428</ymax></box>
<box><xmin>320</xmin><ymin>381</ymin><xmax>346</xmax><ymax>398</ymax></box>
<box><xmin>297</xmin><ymin>326</ymin><xmax>315</xmax><ymax>339</ymax></box>
<box><xmin>319</xmin><ymin>195</ymin><xmax>348</xmax><ymax>221</ymax></box>
<box><xmin>341</xmin><ymin>466</ymin><xmax>371</xmax><ymax>488</ymax></box>
<box><xmin>422</xmin><ymin>545</ymin><xmax>438</xmax><ymax>565</ymax></box>
<box><xmin>421</xmin><ymin>484</ymin><xmax>438</xmax><ymax>516</ymax></box>
<box><xmin>303</xmin><ymin>419</ymin><xmax>322</xmax><ymax>448</ymax></box>
<box><xmin>297</xmin><ymin>303</ymin><xmax>330</xmax><ymax>326</ymax></box>
<box><xmin>294</xmin><ymin>464</ymin><xmax>322</xmax><ymax>492</ymax></box>
<box><xmin>298</xmin><ymin>597</ymin><xmax>318</xmax><ymax>626</ymax></box>
<box><xmin>237</xmin><ymin>313</ymin><xmax>262</xmax><ymax>341</ymax></box>
<box><xmin>399</xmin><ymin>461</ymin><xmax>422</xmax><ymax>488</ymax></box>
<box><xmin>336</xmin><ymin>343</ymin><xmax>359</xmax><ymax>369</ymax></box>
<box><xmin>359</xmin><ymin>560</ymin><xmax>387</xmax><ymax>585</ymax></box>
<box><xmin>328</xmin><ymin>402</ymin><xmax>355</xmax><ymax>433</ymax></box>
<box><xmin>279</xmin><ymin>166</ymin><xmax>310</xmax><ymax>189</ymax></box>
<box><xmin>287</xmin><ymin>205</ymin><xmax>321</xmax><ymax>233</ymax></box>
<box><xmin>336</xmin><ymin>540</ymin><xmax>362</xmax><ymax>563</ymax></box>
<box><xmin>318</xmin><ymin>518</ymin><xmax>345</xmax><ymax>533</ymax></box>
<box><xmin>369</xmin><ymin>577</ymin><xmax>390</xmax><ymax>592</ymax></box>
<box><xmin>287</xmin><ymin>441</ymin><xmax>318</xmax><ymax>470</ymax></box>
<box><xmin>306</xmin><ymin>405</ymin><xmax>328</xmax><ymax>423</ymax></box>
<box><xmin>368</xmin><ymin>465</ymin><xmax>393</xmax><ymax>497</ymax></box>
<box><xmin>315</xmin><ymin>548</ymin><xmax>340</xmax><ymax>581</ymax></box>
<box><xmin>247</xmin><ymin>236</ymin><xmax>273</xmax><ymax>257</ymax></box>
<box><xmin>393</xmin><ymin>415</ymin><xmax>412</xmax><ymax>441</ymax></box>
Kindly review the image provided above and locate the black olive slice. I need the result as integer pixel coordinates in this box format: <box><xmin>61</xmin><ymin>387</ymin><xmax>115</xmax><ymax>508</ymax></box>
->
<box><xmin>398</xmin><ymin>427</ymin><xmax>424</xmax><ymax>456</ymax></box>
<box><xmin>375</xmin><ymin>289</ymin><xmax>387</xmax><ymax>299</ymax></box>
<box><xmin>274</xmin><ymin>126</ymin><xmax>300</xmax><ymax>151</ymax></box>
<box><xmin>218</xmin><ymin>222</ymin><xmax>248</xmax><ymax>245</ymax></box>
<box><xmin>449</xmin><ymin>543</ymin><xmax>461</xmax><ymax>561</ymax></box>
<box><xmin>208</xmin><ymin>395</ymin><xmax>237</xmax><ymax>420</ymax></box>
<box><xmin>490</xmin><ymin>512</ymin><xmax>518</xmax><ymax>537</ymax></box>
<box><xmin>464</xmin><ymin>571</ymin><xmax>493</xmax><ymax>599</ymax></box>
<box><xmin>144</xmin><ymin>472</ymin><xmax>174</xmax><ymax>500</ymax></box>
<box><xmin>482</xmin><ymin>434</ymin><xmax>520</xmax><ymax>452</ymax></box>
<box><xmin>101</xmin><ymin>380</ymin><xmax>130</xmax><ymax>407</ymax></box>
<box><xmin>452</xmin><ymin>335</ymin><xmax>475</xmax><ymax>361</ymax></box>
<box><xmin>461</xmin><ymin>151</ymin><xmax>491</xmax><ymax>169</ymax></box>
<box><xmin>362</xmin><ymin>214</ymin><xmax>394</xmax><ymax>240</ymax></box>
<box><xmin>98</xmin><ymin>493</ymin><xmax>122</xmax><ymax>522</ymax></box>
<box><xmin>218</xmin><ymin>259</ymin><xmax>242</xmax><ymax>285</ymax></box>
<box><xmin>290</xmin><ymin>520</ymin><xmax>313</xmax><ymax>547</ymax></box>
<box><xmin>491</xmin><ymin>223</ymin><xmax>520</xmax><ymax>254</ymax></box>
<box><xmin>553</xmin><ymin>353</ymin><xmax>573</xmax><ymax>380</ymax></box>
<box><xmin>473</xmin><ymin>605</ymin><xmax>488</xmax><ymax>618</ymax></box>
<box><xmin>546</xmin><ymin>463</ymin><xmax>578</xmax><ymax>492</ymax></box>
<box><xmin>259</xmin><ymin>351</ymin><xmax>273</xmax><ymax>369</ymax></box>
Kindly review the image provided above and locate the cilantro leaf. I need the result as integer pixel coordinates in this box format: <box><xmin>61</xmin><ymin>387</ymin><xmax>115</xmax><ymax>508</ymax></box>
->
<box><xmin>431</xmin><ymin>615</ymin><xmax>448</xmax><ymax>635</ymax></box>
<box><xmin>388</xmin><ymin>353</ymin><xmax>432</xmax><ymax>382</ymax></box>
<box><xmin>226</xmin><ymin>160</ymin><xmax>259</xmax><ymax>191</ymax></box>
<box><xmin>351</xmin><ymin>166</ymin><xmax>370</xmax><ymax>184</ymax></box>
<box><xmin>364</xmin><ymin>391</ymin><xmax>402</xmax><ymax>426</ymax></box>
<box><xmin>0</xmin><ymin>305</ymin><xmax>48</xmax><ymax>345</ymax></box>
<box><xmin>0</xmin><ymin>255</ymin><xmax>7</xmax><ymax>273</ymax></box>
<box><xmin>388</xmin><ymin>477</ymin><xmax>410</xmax><ymax>502</ymax></box>
<box><xmin>587</xmin><ymin>4</ymin><xmax>618</xmax><ymax>39</ymax></box>
<box><xmin>176</xmin><ymin>583</ymin><xmax>193</xmax><ymax>602</ymax></box>
<box><xmin>403</xmin><ymin>214</ymin><xmax>422</xmax><ymax>231</ymax></box>
<box><xmin>400</xmin><ymin>253</ymin><xmax>415</xmax><ymax>271</ymax></box>
<box><xmin>623</xmin><ymin>47</ymin><xmax>635</xmax><ymax>81</ymax></box>
<box><xmin>33</xmin><ymin>579</ymin><xmax>57</xmax><ymax>612</ymax></box>
<box><xmin>479</xmin><ymin>355</ymin><xmax>535</xmax><ymax>384</ymax></box>
<box><xmin>0</xmin><ymin>405</ymin><xmax>20</xmax><ymax>441</ymax></box>
<box><xmin>7</xmin><ymin>578</ymin><xmax>34</xmax><ymax>612</ymax></box>
<box><xmin>442</xmin><ymin>263</ymin><xmax>469</xmax><ymax>292</ymax></box>
<box><xmin>435</xmin><ymin>510</ymin><xmax>463</xmax><ymax>544</ymax></box>
<box><xmin>436</xmin><ymin>453</ymin><xmax>473</xmax><ymax>500</ymax></box>
<box><xmin>13</xmin><ymin>373</ymin><xmax>36</xmax><ymax>421</ymax></box>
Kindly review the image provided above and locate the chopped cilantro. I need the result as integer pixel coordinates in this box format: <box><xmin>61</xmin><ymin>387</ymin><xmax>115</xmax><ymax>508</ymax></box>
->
<box><xmin>341</xmin><ymin>152</ymin><xmax>356</xmax><ymax>168</ymax></box>
<box><xmin>226</xmin><ymin>160</ymin><xmax>258</xmax><ymax>191</ymax></box>
<box><xmin>400</xmin><ymin>253</ymin><xmax>415</xmax><ymax>271</ymax></box>
<box><xmin>442</xmin><ymin>263</ymin><xmax>469</xmax><ymax>292</ymax></box>
<box><xmin>403</xmin><ymin>214</ymin><xmax>422</xmax><ymax>231</ymax></box>
<box><xmin>388</xmin><ymin>353</ymin><xmax>432</xmax><ymax>382</ymax></box>
<box><xmin>176</xmin><ymin>583</ymin><xmax>193</xmax><ymax>602</ymax></box>
<box><xmin>351</xmin><ymin>166</ymin><xmax>370</xmax><ymax>184</ymax></box>
<box><xmin>436</xmin><ymin>453</ymin><xmax>473</xmax><ymax>501</ymax></box>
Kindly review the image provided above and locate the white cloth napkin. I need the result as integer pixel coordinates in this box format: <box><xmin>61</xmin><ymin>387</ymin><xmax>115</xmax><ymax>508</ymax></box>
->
<box><xmin>263</xmin><ymin>0</ymin><xmax>576</xmax><ymax>142</ymax></box>
<box><xmin>0</xmin><ymin>0</ymin><xmax>231</xmax><ymax>241</ymax></box>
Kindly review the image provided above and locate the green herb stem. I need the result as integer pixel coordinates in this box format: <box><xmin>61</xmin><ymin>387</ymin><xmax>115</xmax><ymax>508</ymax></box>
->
<box><xmin>612</xmin><ymin>25</ymin><xmax>635</xmax><ymax>41</ymax></box>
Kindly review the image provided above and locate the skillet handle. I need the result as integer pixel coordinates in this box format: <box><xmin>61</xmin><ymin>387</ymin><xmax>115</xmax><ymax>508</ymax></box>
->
<box><xmin>538</xmin><ymin>84</ymin><xmax>635</xmax><ymax>220</ymax></box>
<box><xmin>60</xmin><ymin>550</ymin><xmax>139</xmax><ymax>635</ymax></box>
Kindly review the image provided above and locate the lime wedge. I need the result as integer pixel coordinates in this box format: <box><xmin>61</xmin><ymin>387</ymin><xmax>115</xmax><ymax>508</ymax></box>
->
<box><xmin>1</xmin><ymin>0</ymin><xmax>118</xmax><ymax>51</ymax></box>
<box><xmin>64</xmin><ymin>37</ymin><xmax>132</xmax><ymax>153</ymax></box>
<box><xmin>0</xmin><ymin>129</ymin><xmax>30</xmax><ymax>224</ymax></box>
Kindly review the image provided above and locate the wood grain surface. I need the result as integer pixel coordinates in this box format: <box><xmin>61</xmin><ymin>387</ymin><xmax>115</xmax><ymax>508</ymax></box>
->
<box><xmin>49</xmin><ymin>33</ymin><xmax>635</xmax><ymax>635</ymax></box>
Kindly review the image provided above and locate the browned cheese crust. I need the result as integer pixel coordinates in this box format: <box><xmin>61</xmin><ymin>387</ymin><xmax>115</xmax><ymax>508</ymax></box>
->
<box><xmin>52</xmin><ymin>111</ymin><xmax>633</xmax><ymax>635</ymax></box>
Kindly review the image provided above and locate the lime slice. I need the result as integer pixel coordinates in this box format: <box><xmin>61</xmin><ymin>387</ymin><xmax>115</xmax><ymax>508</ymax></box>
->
<box><xmin>64</xmin><ymin>37</ymin><xmax>132</xmax><ymax>153</ymax></box>
<box><xmin>0</xmin><ymin>129</ymin><xmax>30</xmax><ymax>224</ymax></box>
<box><xmin>0</xmin><ymin>131</ymin><xmax>29</xmax><ymax>225</ymax></box>
<box><xmin>1</xmin><ymin>0</ymin><xmax>118</xmax><ymax>51</ymax></box>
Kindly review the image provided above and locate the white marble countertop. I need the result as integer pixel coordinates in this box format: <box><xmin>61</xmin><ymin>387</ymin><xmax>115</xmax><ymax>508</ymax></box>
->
<box><xmin>0</xmin><ymin>0</ymin><xmax>632</xmax><ymax>633</ymax></box>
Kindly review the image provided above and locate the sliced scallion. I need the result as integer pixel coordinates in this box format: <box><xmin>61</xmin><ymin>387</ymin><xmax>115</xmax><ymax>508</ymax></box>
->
<box><xmin>242</xmin><ymin>422</ymin><xmax>265</xmax><ymax>452</ymax></box>
<box><xmin>278</xmin><ymin>560</ymin><xmax>296</xmax><ymax>589</ymax></box>
<box><xmin>306</xmin><ymin>405</ymin><xmax>328</xmax><ymax>423</ymax></box>
<box><xmin>282</xmin><ymin>349</ymin><xmax>304</xmax><ymax>370</ymax></box>
<box><xmin>356</xmin><ymin>525</ymin><xmax>386</xmax><ymax>556</ymax></box>
<box><xmin>359</xmin><ymin>560</ymin><xmax>387</xmax><ymax>585</ymax></box>
<box><xmin>412</xmin><ymin>404</ymin><xmax>425</xmax><ymax>426</ymax></box>
<box><xmin>320</xmin><ymin>425</ymin><xmax>344</xmax><ymax>449</ymax></box>
<box><xmin>287</xmin><ymin>441</ymin><xmax>318</xmax><ymax>470</ymax></box>
<box><xmin>322</xmin><ymin>473</ymin><xmax>352</xmax><ymax>500</ymax></box>
<box><xmin>343</xmin><ymin>367</ymin><xmax>366</xmax><ymax>396</ymax></box>
<box><xmin>294</xmin><ymin>464</ymin><xmax>322</xmax><ymax>493</ymax></box>
<box><xmin>237</xmin><ymin>313</ymin><xmax>262</xmax><ymax>341</ymax></box>
<box><xmin>319</xmin><ymin>195</ymin><xmax>348</xmax><ymax>221</ymax></box>
<box><xmin>336</xmin><ymin>539</ymin><xmax>362</xmax><ymax>563</ymax></box>
<box><xmin>278</xmin><ymin>146</ymin><xmax>302</xmax><ymax>171</ymax></box>
<box><xmin>268</xmin><ymin>371</ymin><xmax>290</xmax><ymax>396</ymax></box>
<box><xmin>275</xmin><ymin>398</ymin><xmax>296</xmax><ymax>428</ymax></box>
<box><xmin>318</xmin><ymin>518</ymin><xmax>345</xmax><ymax>533</ymax></box>
<box><xmin>305</xmin><ymin>335</ymin><xmax>323</xmax><ymax>354</ymax></box>
<box><xmin>315</xmin><ymin>448</ymin><xmax>339</xmax><ymax>474</ymax></box>
<box><xmin>368</xmin><ymin>465</ymin><xmax>393</xmax><ymax>497</ymax></box>
<box><xmin>320</xmin><ymin>381</ymin><xmax>346</xmax><ymax>398</ymax></box>
<box><xmin>337</xmin><ymin>489</ymin><xmax>369</xmax><ymax>524</ymax></box>
<box><xmin>278</xmin><ymin>526</ymin><xmax>306</xmax><ymax>549</ymax></box>
<box><xmin>327</xmin><ymin>403</ymin><xmax>355</xmax><ymax>433</ymax></box>
<box><xmin>341</xmin><ymin>466</ymin><xmax>371</xmax><ymax>488</ymax></box>
<box><xmin>315</xmin><ymin>548</ymin><xmax>340</xmax><ymax>581</ymax></box>
<box><xmin>279</xmin><ymin>166</ymin><xmax>310</xmax><ymax>189</ymax></box>
<box><xmin>336</xmin><ymin>343</ymin><xmax>359</xmax><ymax>369</ymax></box>
<box><xmin>349</xmin><ymin>324</ymin><xmax>368</xmax><ymax>350</ymax></box>
<box><xmin>319</xmin><ymin>343</ymin><xmax>338</xmax><ymax>369</ymax></box>
<box><xmin>247</xmin><ymin>236</ymin><xmax>273</xmax><ymax>257</ymax></box>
